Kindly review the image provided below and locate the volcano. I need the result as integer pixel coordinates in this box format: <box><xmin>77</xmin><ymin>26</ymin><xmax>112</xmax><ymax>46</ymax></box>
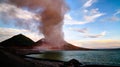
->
<box><xmin>33</xmin><ymin>38</ymin><xmax>88</xmax><ymax>50</ymax></box>
<box><xmin>0</xmin><ymin>34</ymin><xmax>88</xmax><ymax>50</ymax></box>
<box><xmin>0</xmin><ymin>34</ymin><xmax>35</xmax><ymax>47</ymax></box>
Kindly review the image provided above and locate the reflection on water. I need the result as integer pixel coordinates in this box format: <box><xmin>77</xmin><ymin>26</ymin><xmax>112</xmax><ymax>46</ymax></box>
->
<box><xmin>26</xmin><ymin>50</ymin><xmax>120</xmax><ymax>66</ymax></box>
<box><xmin>41</xmin><ymin>51</ymin><xmax>63</xmax><ymax>60</ymax></box>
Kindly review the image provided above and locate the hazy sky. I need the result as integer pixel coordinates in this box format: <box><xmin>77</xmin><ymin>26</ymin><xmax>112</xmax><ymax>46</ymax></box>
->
<box><xmin>0</xmin><ymin>0</ymin><xmax>120</xmax><ymax>48</ymax></box>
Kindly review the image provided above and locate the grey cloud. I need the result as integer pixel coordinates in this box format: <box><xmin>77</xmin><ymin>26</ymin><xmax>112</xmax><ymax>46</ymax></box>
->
<box><xmin>70</xmin><ymin>28</ymin><xmax>88</xmax><ymax>33</ymax></box>
<box><xmin>84</xmin><ymin>31</ymin><xmax>106</xmax><ymax>38</ymax></box>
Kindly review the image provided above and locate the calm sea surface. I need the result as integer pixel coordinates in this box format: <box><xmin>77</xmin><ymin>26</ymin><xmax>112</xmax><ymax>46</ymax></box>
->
<box><xmin>26</xmin><ymin>50</ymin><xmax>120</xmax><ymax>66</ymax></box>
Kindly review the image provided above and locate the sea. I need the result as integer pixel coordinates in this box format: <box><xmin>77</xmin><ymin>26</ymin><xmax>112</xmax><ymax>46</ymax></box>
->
<box><xmin>26</xmin><ymin>50</ymin><xmax>120</xmax><ymax>66</ymax></box>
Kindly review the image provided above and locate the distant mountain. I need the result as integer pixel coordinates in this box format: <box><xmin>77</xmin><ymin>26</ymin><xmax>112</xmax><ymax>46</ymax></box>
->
<box><xmin>0</xmin><ymin>34</ymin><xmax>35</xmax><ymax>47</ymax></box>
<box><xmin>93</xmin><ymin>48</ymin><xmax>120</xmax><ymax>51</ymax></box>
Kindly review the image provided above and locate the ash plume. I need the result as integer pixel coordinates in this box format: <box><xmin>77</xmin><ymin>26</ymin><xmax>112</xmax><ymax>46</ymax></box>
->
<box><xmin>4</xmin><ymin>0</ymin><xmax>69</xmax><ymax>47</ymax></box>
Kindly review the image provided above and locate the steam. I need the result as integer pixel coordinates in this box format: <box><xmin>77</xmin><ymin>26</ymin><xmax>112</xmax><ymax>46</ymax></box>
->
<box><xmin>4</xmin><ymin>0</ymin><xmax>69</xmax><ymax>46</ymax></box>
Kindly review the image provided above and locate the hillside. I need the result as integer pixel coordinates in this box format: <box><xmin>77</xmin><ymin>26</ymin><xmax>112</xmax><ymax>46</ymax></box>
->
<box><xmin>0</xmin><ymin>34</ymin><xmax>35</xmax><ymax>47</ymax></box>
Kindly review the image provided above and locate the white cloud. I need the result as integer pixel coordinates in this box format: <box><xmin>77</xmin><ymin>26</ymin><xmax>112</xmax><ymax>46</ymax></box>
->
<box><xmin>84</xmin><ymin>31</ymin><xmax>106</xmax><ymax>38</ymax></box>
<box><xmin>64</xmin><ymin>18</ymin><xmax>87</xmax><ymax>25</ymax></box>
<box><xmin>0</xmin><ymin>27</ymin><xmax>43</xmax><ymax>42</ymax></box>
<box><xmin>114</xmin><ymin>9</ymin><xmax>120</xmax><ymax>16</ymax></box>
<box><xmin>0</xmin><ymin>3</ymin><xmax>41</xmax><ymax>33</ymax></box>
<box><xmin>64</xmin><ymin>14</ymin><xmax>79</xmax><ymax>25</ymax></box>
<box><xmin>83</xmin><ymin>9</ymin><xmax>88</xmax><ymax>13</ymax></box>
<box><xmin>64</xmin><ymin>14</ymin><xmax>87</xmax><ymax>25</ymax></box>
<box><xmin>84</xmin><ymin>13</ymin><xmax>104</xmax><ymax>22</ymax></box>
<box><xmin>84</xmin><ymin>8</ymin><xmax>105</xmax><ymax>22</ymax></box>
<box><xmin>90</xmin><ymin>8</ymin><xmax>99</xmax><ymax>14</ymax></box>
<box><xmin>64</xmin><ymin>0</ymin><xmax>104</xmax><ymax>25</ymax></box>
<box><xmin>107</xmin><ymin>16</ymin><xmax>120</xmax><ymax>22</ymax></box>
<box><xmin>69</xmin><ymin>28</ymin><xmax>88</xmax><ymax>33</ymax></box>
<box><xmin>108</xmin><ymin>9</ymin><xmax>120</xmax><ymax>22</ymax></box>
<box><xmin>69</xmin><ymin>27</ymin><xmax>106</xmax><ymax>38</ymax></box>
<box><xmin>64</xmin><ymin>14</ymin><xmax>72</xmax><ymax>20</ymax></box>
<box><xmin>0</xmin><ymin>3</ymin><xmax>39</xmax><ymax>21</ymax></box>
<box><xmin>110</xmin><ymin>9</ymin><xmax>120</xmax><ymax>22</ymax></box>
<box><xmin>83</xmin><ymin>1</ymin><xmax>105</xmax><ymax>24</ymax></box>
<box><xmin>102</xmin><ymin>9</ymin><xmax>120</xmax><ymax>22</ymax></box>
<box><xmin>70</xmin><ymin>27</ymin><xmax>106</xmax><ymax>38</ymax></box>
<box><xmin>64</xmin><ymin>9</ymin><xmax>104</xmax><ymax>25</ymax></box>
<box><xmin>83</xmin><ymin>0</ymin><xmax>96</xmax><ymax>8</ymax></box>
<box><xmin>64</xmin><ymin>0</ymin><xmax>105</xmax><ymax>25</ymax></box>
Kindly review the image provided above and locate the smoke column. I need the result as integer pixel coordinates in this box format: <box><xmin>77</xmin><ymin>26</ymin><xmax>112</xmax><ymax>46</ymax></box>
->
<box><xmin>8</xmin><ymin>0</ymin><xmax>69</xmax><ymax>47</ymax></box>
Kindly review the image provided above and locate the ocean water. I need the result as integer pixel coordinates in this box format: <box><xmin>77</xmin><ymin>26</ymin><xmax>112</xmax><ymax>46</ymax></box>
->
<box><xmin>26</xmin><ymin>50</ymin><xmax>120</xmax><ymax>66</ymax></box>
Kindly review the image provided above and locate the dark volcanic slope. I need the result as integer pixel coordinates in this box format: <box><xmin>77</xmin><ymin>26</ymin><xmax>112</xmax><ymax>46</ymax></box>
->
<box><xmin>0</xmin><ymin>34</ymin><xmax>35</xmax><ymax>47</ymax></box>
<box><xmin>63</xmin><ymin>43</ymin><xmax>89</xmax><ymax>50</ymax></box>
<box><xmin>35</xmin><ymin>38</ymin><xmax>89</xmax><ymax>50</ymax></box>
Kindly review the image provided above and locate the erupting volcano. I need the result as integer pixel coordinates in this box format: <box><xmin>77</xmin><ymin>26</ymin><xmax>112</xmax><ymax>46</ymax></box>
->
<box><xmin>0</xmin><ymin>0</ymin><xmax>87</xmax><ymax>50</ymax></box>
<box><xmin>7</xmin><ymin>0</ymin><xmax>70</xmax><ymax>50</ymax></box>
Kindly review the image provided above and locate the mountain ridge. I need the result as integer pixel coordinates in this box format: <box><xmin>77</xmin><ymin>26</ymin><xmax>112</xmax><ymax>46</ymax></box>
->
<box><xmin>0</xmin><ymin>34</ymin><xmax>89</xmax><ymax>50</ymax></box>
<box><xmin>0</xmin><ymin>34</ymin><xmax>35</xmax><ymax>47</ymax></box>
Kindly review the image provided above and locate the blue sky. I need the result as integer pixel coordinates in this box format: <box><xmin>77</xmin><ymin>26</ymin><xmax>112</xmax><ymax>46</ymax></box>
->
<box><xmin>63</xmin><ymin>0</ymin><xmax>120</xmax><ymax>41</ymax></box>
<box><xmin>0</xmin><ymin>0</ymin><xmax>120</xmax><ymax>48</ymax></box>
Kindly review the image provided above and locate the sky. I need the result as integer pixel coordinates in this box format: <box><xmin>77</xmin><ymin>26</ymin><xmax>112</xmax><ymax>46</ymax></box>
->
<box><xmin>0</xmin><ymin>0</ymin><xmax>120</xmax><ymax>49</ymax></box>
